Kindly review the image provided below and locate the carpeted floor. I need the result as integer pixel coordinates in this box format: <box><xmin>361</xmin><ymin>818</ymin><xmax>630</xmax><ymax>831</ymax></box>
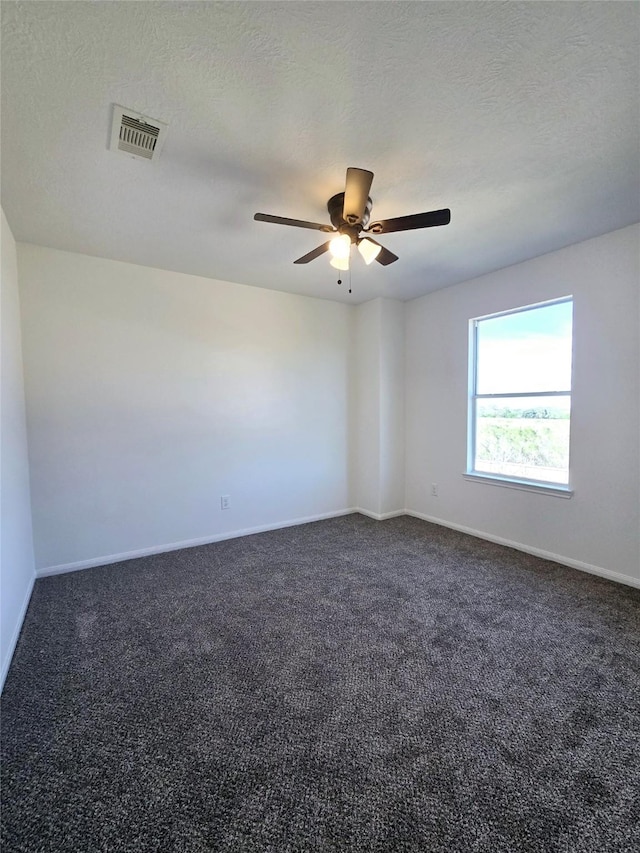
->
<box><xmin>1</xmin><ymin>514</ymin><xmax>639</xmax><ymax>852</ymax></box>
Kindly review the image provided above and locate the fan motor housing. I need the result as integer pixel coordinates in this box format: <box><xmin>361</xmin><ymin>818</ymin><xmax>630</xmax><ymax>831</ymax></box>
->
<box><xmin>327</xmin><ymin>193</ymin><xmax>372</xmax><ymax>239</ymax></box>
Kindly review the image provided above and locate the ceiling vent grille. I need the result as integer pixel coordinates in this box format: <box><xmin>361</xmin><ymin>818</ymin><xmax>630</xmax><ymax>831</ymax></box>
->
<box><xmin>109</xmin><ymin>105</ymin><xmax>168</xmax><ymax>162</ymax></box>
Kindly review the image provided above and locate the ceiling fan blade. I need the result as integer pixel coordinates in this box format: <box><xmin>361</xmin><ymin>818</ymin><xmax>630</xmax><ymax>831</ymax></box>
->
<box><xmin>254</xmin><ymin>213</ymin><xmax>334</xmax><ymax>232</ymax></box>
<box><xmin>368</xmin><ymin>240</ymin><xmax>399</xmax><ymax>266</ymax></box>
<box><xmin>368</xmin><ymin>208</ymin><xmax>451</xmax><ymax>234</ymax></box>
<box><xmin>343</xmin><ymin>167</ymin><xmax>374</xmax><ymax>224</ymax></box>
<box><xmin>293</xmin><ymin>241</ymin><xmax>332</xmax><ymax>264</ymax></box>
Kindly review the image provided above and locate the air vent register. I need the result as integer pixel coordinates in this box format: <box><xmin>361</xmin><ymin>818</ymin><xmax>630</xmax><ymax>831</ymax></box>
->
<box><xmin>109</xmin><ymin>105</ymin><xmax>168</xmax><ymax>162</ymax></box>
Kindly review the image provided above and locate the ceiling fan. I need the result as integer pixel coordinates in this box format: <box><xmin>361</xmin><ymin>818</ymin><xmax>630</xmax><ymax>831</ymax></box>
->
<box><xmin>254</xmin><ymin>167</ymin><xmax>450</xmax><ymax>270</ymax></box>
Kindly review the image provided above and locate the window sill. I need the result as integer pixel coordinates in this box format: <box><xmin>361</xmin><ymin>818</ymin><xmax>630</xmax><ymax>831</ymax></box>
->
<box><xmin>463</xmin><ymin>472</ymin><xmax>573</xmax><ymax>499</ymax></box>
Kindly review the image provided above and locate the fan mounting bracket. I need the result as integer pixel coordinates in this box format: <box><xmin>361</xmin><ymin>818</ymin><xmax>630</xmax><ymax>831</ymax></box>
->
<box><xmin>327</xmin><ymin>192</ymin><xmax>372</xmax><ymax>236</ymax></box>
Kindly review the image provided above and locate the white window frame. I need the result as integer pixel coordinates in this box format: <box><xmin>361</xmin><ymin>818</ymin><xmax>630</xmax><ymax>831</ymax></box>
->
<box><xmin>464</xmin><ymin>297</ymin><xmax>574</xmax><ymax>498</ymax></box>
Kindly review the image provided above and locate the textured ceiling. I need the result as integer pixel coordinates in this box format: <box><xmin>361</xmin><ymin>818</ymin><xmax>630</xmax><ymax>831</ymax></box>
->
<box><xmin>2</xmin><ymin>1</ymin><xmax>639</xmax><ymax>303</ymax></box>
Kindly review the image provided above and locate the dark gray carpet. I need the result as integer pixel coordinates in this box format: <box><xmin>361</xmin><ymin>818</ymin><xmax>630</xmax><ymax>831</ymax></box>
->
<box><xmin>2</xmin><ymin>514</ymin><xmax>639</xmax><ymax>852</ymax></box>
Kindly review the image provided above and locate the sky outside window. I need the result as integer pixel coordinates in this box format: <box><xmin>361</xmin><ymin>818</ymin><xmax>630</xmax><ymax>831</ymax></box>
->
<box><xmin>476</xmin><ymin>300</ymin><xmax>573</xmax><ymax>395</ymax></box>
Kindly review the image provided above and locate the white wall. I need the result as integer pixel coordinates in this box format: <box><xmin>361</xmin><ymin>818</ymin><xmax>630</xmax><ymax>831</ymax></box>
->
<box><xmin>353</xmin><ymin>300</ymin><xmax>381</xmax><ymax>514</ymax></box>
<box><xmin>379</xmin><ymin>299</ymin><xmax>405</xmax><ymax>516</ymax></box>
<box><xmin>1</xmin><ymin>210</ymin><xmax>35</xmax><ymax>690</ymax></box>
<box><xmin>405</xmin><ymin>225</ymin><xmax>640</xmax><ymax>584</ymax></box>
<box><xmin>352</xmin><ymin>298</ymin><xmax>405</xmax><ymax>517</ymax></box>
<box><xmin>13</xmin><ymin>226</ymin><xmax>639</xmax><ymax>588</ymax></box>
<box><xmin>17</xmin><ymin>245</ymin><xmax>353</xmax><ymax>572</ymax></box>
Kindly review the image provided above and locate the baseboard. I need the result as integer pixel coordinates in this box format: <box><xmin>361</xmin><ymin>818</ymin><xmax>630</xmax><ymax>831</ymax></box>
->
<box><xmin>34</xmin><ymin>507</ymin><xmax>640</xmax><ymax>591</ymax></box>
<box><xmin>35</xmin><ymin>509</ymin><xmax>359</xmax><ymax>578</ymax></box>
<box><xmin>354</xmin><ymin>507</ymin><xmax>406</xmax><ymax>522</ymax></box>
<box><xmin>405</xmin><ymin>510</ymin><xmax>640</xmax><ymax>590</ymax></box>
<box><xmin>1</xmin><ymin>574</ymin><xmax>35</xmax><ymax>694</ymax></box>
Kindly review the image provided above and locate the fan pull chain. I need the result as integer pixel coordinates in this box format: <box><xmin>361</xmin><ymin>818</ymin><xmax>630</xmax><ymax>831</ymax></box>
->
<box><xmin>336</xmin><ymin>256</ymin><xmax>352</xmax><ymax>294</ymax></box>
<box><xmin>336</xmin><ymin>274</ymin><xmax>352</xmax><ymax>294</ymax></box>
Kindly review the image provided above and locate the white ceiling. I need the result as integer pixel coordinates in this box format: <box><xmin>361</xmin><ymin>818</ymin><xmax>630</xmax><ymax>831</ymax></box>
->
<box><xmin>2</xmin><ymin>1</ymin><xmax>638</xmax><ymax>304</ymax></box>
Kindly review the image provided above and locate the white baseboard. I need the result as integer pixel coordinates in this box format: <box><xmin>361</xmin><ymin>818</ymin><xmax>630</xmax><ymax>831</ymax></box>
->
<box><xmin>34</xmin><ymin>506</ymin><xmax>640</xmax><ymax>591</ymax></box>
<box><xmin>35</xmin><ymin>508</ymin><xmax>359</xmax><ymax>578</ymax></box>
<box><xmin>1</xmin><ymin>573</ymin><xmax>35</xmax><ymax>694</ymax></box>
<box><xmin>354</xmin><ymin>507</ymin><xmax>406</xmax><ymax>522</ymax></box>
<box><xmin>405</xmin><ymin>510</ymin><xmax>640</xmax><ymax>590</ymax></box>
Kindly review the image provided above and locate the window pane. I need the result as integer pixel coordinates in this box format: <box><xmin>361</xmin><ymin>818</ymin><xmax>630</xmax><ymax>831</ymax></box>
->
<box><xmin>476</xmin><ymin>301</ymin><xmax>572</xmax><ymax>394</ymax></box>
<box><xmin>474</xmin><ymin>396</ymin><xmax>570</xmax><ymax>484</ymax></box>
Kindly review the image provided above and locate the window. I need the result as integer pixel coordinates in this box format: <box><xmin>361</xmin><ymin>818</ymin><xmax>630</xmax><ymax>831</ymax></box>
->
<box><xmin>467</xmin><ymin>298</ymin><xmax>573</xmax><ymax>492</ymax></box>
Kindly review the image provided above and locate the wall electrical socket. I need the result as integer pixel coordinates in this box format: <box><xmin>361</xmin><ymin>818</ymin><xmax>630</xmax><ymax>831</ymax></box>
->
<box><xmin>220</xmin><ymin>495</ymin><xmax>231</xmax><ymax>510</ymax></box>
<box><xmin>431</xmin><ymin>483</ymin><xmax>438</xmax><ymax>497</ymax></box>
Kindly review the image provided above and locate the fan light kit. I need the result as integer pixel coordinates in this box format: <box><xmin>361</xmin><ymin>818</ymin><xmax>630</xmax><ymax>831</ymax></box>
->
<box><xmin>254</xmin><ymin>167</ymin><xmax>451</xmax><ymax>271</ymax></box>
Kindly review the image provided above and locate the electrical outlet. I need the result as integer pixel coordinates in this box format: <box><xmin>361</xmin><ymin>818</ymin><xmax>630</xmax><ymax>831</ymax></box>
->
<box><xmin>220</xmin><ymin>495</ymin><xmax>231</xmax><ymax>510</ymax></box>
<box><xmin>431</xmin><ymin>483</ymin><xmax>438</xmax><ymax>497</ymax></box>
